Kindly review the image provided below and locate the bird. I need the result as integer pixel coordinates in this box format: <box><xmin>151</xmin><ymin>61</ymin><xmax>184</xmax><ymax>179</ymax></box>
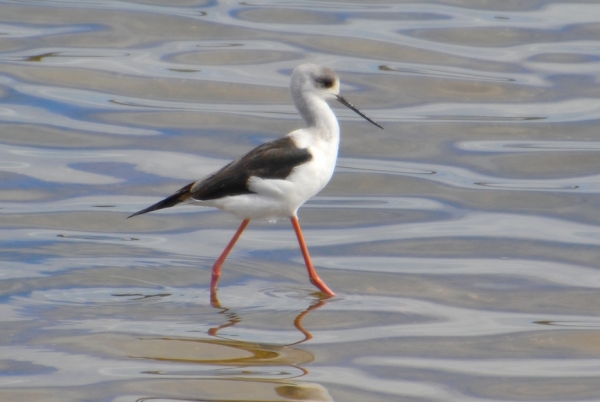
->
<box><xmin>128</xmin><ymin>63</ymin><xmax>383</xmax><ymax>299</ymax></box>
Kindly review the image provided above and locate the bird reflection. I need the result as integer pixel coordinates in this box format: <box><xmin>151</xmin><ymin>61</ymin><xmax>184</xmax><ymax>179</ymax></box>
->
<box><xmin>128</xmin><ymin>291</ymin><xmax>334</xmax><ymax>401</ymax></box>
<box><xmin>209</xmin><ymin>289</ymin><xmax>328</xmax><ymax>346</ymax></box>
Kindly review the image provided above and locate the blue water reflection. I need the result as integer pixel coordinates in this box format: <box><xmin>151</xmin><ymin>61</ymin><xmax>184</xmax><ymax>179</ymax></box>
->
<box><xmin>2</xmin><ymin>0</ymin><xmax>600</xmax><ymax>401</ymax></box>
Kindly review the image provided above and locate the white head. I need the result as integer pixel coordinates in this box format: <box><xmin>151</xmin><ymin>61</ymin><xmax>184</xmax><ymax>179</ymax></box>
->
<box><xmin>290</xmin><ymin>64</ymin><xmax>383</xmax><ymax>129</ymax></box>
<box><xmin>291</xmin><ymin>64</ymin><xmax>340</xmax><ymax>102</ymax></box>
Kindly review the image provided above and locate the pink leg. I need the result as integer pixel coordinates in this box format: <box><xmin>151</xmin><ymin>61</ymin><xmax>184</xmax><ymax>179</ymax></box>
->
<box><xmin>211</xmin><ymin>219</ymin><xmax>250</xmax><ymax>300</ymax></box>
<box><xmin>290</xmin><ymin>216</ymin><xmax>335</xmax><ymax>297</ymax></box>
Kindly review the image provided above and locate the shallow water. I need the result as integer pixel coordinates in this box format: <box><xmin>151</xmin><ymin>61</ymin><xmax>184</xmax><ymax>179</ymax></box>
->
<box><xmin>1</xmin><ymin>1</ymin><xmax>600</xmax><ymax>401</ymax></box>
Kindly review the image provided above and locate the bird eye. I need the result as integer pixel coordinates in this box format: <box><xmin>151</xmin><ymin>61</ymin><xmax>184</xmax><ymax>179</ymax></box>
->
<box><xmin>315</xmin><ymin>77</ymin><xmax>334</xmax><ymax>88</ymax></box>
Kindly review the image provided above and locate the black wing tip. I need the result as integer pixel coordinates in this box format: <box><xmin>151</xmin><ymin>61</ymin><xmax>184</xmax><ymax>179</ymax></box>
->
<box><xmin>126</xmin><ymin>204</ymin><xmax>160</xmax><ymax>219</ymax></box>
<box><xmin>127</xmin><ymin>182</ymin><xmax>194</xmax><ymax>219</ymax></box>
<box><xmin>126</xmin><ymin>210</ymin><xmax>144</xmax><ymax>219</ymax></box>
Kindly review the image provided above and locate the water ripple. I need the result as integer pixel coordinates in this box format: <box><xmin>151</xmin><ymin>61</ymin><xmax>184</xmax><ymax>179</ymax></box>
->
<box><xmin>356</xmin><ymin>356</ymin><xmax>600</xmax><ymax>378</ymax></box>
<box><xmin>456</xmin><ymin>140</ymin><xmax>600</xmax><ymax>153</ymax></box>
<box><xmin>2</xmin><ymin>1</ymin><xmax>600</xmax><ymax>401</ymax></box>
<box><xmin>316</xmin><ymin>257</ymin><xmax>600</xmax><ymax>289</ymax></box>
<box><xmin>340</xmin><ymin>157</ymin><xmax>600</xmax><ymax>193</ymax></box>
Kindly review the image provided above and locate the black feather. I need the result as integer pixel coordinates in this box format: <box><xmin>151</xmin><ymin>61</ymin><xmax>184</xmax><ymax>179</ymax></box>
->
<box><xmin>127</xmin><ymin>182</ymin><xmax>193</xmax><ymax>218</ymax></box>
<box><xmin>192</xmin><ymin>136</ymin><xmax>312</xmax><ymax>201</ymax></box>
<box><xmin>128</xmin><ymin>136</ymin><xmax>312</xmax><ymax>217</ymax></box>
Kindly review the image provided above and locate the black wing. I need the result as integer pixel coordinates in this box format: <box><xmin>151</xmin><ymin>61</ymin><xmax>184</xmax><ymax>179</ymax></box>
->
<box><xmin>128</xmin><ymin>136</ymin><xmax>312</xmax><ymax>218</ymax></box>
<box><xmin>191</xmin><ymin>136</ymin><xmax>312</xmax><ymax>200</ymax></box>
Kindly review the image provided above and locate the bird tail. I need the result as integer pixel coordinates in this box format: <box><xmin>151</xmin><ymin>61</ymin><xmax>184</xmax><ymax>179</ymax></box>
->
<box><xmin>127</xmin><ymin>182</ymin><xmax>193</xmax><ymax>219</ymax></box>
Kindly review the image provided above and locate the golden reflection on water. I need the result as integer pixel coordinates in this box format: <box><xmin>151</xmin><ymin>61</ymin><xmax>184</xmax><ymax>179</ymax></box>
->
<box><xmin>125</xmin><ymin>295</ymin><xmax>332</xmax><ymax>401</ymax></box>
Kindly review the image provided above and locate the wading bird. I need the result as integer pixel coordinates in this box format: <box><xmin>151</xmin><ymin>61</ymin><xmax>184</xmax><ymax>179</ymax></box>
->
<box><xmin>129</xmin><ymin>64</ymin><xmax>382</xmax><ymax>299</ymax></box>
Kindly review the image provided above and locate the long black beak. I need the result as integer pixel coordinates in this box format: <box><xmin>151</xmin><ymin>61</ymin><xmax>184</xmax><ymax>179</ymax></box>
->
<box><xmin>336</xmin><ymin>95</ymin><xmax>383</xmax><ymax>129</ymax></box>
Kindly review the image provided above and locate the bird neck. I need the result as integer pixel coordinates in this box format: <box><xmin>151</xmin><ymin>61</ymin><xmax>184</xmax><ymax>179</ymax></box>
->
<box><xmin>295</xmin><ymin>94</ymin><xmax>340</xmax><ymax>140</ymax></box>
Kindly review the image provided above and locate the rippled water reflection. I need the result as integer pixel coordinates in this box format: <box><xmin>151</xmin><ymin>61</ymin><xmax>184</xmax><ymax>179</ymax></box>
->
<box><xmin>1</xmin><ymin>1</ymin><xmax>600</xmax><ymax>401</ymax></box>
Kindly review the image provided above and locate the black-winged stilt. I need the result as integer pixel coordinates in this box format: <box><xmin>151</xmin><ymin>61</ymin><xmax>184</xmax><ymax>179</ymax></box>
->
<box><xmin>129</xmin><ymin>63</ymin><xmax>382</xmax><ymax>299</ymax></box>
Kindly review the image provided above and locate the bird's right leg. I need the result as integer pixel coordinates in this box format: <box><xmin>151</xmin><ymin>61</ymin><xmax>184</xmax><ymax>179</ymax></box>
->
<box><xmin>211</xmin><ymin>218</ymin><xmax>250</xmax><ymax>302</ymax></box>
<box><xmin>290</xmin><ymin>215</ymin><xmax>335</xmax><ymax>297</ymax></box>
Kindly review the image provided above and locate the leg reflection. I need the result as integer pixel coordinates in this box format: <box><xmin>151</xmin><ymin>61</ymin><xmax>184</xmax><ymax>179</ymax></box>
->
<box><xmin>209</xmin><ymin>290</ymin><xmax>328</xmax><ymax>346</ymax></box>
<box><xmin>290</xmin><ymin>298</ymin><xmax>327</xmax><ymax>345</ymax></box>
<box><xmin>208</xmin><ymin>289</ymin><xmax>240</xmax><ymax>337</ymax></box>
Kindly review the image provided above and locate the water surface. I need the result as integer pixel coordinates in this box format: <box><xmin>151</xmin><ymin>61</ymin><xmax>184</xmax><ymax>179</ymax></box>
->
<box><xmin>1</xmin><ymin>1</ymin><xmax>600</xmax><ymax>401</ymax></box>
